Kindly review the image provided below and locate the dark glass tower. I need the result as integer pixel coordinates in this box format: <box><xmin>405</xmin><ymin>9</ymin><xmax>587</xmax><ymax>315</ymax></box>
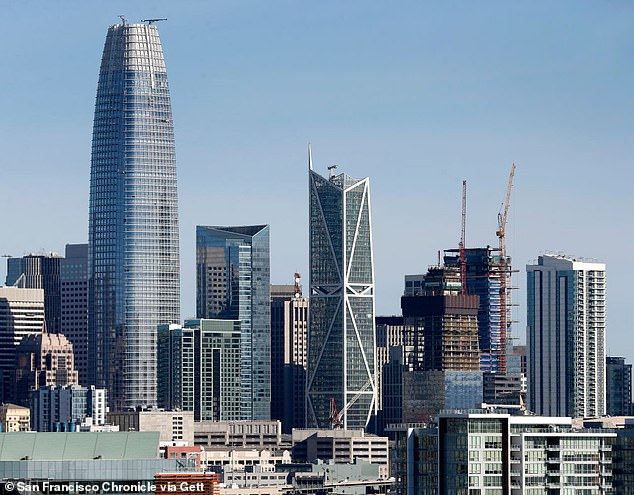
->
<box><xmin>88</xmin><ymin>20</ymin><xmax>180</xmax><ymax>410</ymax></box>
<box><xmin>196</xmin><ymin>225</ymin><xmax>271</xmax><ymax>420</ymax></box>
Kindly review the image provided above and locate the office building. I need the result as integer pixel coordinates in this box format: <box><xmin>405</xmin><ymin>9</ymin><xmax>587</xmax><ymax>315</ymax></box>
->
<box><xmin>196</xmin><ymin>225</ymin><xmax>270</xmax><ymax>421</ymax></box>
<box><xmin>108</xmin><ymin>410</ymin><xmax>194</xmax><ymax>445</ymax></box>
<box><xmin>396</xmin><ymin>411</ymin><xmax>615</xmax><ymax>495</ymax></box>
<box><xmin>88</xmin><ymin>20</ymin><xmax>180</xmax><ymax>410</ymax></box>
<box><xmin>527</xmin><ymin>254</ymin><xmax>606</xmax><ymax>417</ymax></box>
<box><xmin>15</xmin><ymin>331</ymin><xmax>79</xmax><ymax>406</ymax></box>
<box><xmin>271</xmin><ymin>275</ymin><xmax>308</xmax><ymax>432</ymax></box>
<box><xmin>292</xmin><ymin>429</ymin><xmax>390</xmax><ymax>480</ymax></box>
<box><xmin>60</xmin><ymin>243</ymin><xmax>89</xmax><ymax>385</ymax></box>
<box><xmin>157</xmin><ymin>319</ymin><xmax>242</xmax><ymax>421</ymax></box>
<box><xmin>6</xmin><ymin>253</ymin><xmax>62</xmax><ymax>334</ymax></box>
<box><xmin>307</xmin><ymin>159</ymin><xmax>378</xmax><ymax>429</ymax></box>
<box><xmin>0</xmin><ymin>403</ymin><xmax>30</xmax><ymax>432</ymax></box>
<box><xmin>193</xmin><ymin>420</ymin><xmax>282</xmax><ymax>449</ymax></box>
<box><xmin>0</xmin><ymin>287</ymin><xmax>45</xmax><ymax>402</ymax></box>
<box><xmin>30</xmin><ymin>385</ymin><xmax>107</xmax><ymax>432</ymax></box>
<box><xmin>607</xmin><ymin>357</ymin><xmax>632</xmax><ymax>416</ymax></box>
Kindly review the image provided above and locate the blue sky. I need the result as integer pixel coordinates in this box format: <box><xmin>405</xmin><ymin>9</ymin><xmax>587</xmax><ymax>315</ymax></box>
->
<box><xmin>1</xmin><ymin>2</ymin><xmax>633</xmax><ymax>360</ymax></box>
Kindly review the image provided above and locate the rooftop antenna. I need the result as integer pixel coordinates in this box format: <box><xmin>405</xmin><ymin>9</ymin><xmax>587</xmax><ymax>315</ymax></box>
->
<box><xmin>141</xmin><ymin>18</ymin><xmax>168</xmax><ymax>24</ymax></box>
<box><xmin>308</xmin><ymin>143</ymin><xmax>313</xmax><ymax>171</ymax></box>
<box><xmin>327</xmin><ymin>165</ymin><xmax>337</xmax><ymax>178</ymax></box>
<box><xmin>118</xmin><ymin>15</ymin><xmax>127</xmax><ymax>25</ymax></box>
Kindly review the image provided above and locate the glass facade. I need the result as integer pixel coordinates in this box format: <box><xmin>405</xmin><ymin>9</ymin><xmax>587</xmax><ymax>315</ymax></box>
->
<box><xmin>307</xmin><ymin>168</ymin><xmax>377</xmax><ymax>429</ymax></box>
<box><xmin>196</xmin><ymin>225</ymin><xmax>270</xmax><ymax>420</ymax></box>
<box><xmin>158</xmin><ymin>320</ymin><xmax>241</xmax><ymax>421</ymax></box>
<box><xmin>88</xmin><ymin>22</ymin><xmax>180</xmax><ymax>410</ymax></box>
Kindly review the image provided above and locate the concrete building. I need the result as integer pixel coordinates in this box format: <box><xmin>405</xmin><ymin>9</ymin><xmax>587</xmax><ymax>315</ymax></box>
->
<box><xmin>396</xmin><ymin>411</ymin><xmax>615</xmax><ymax>495</ymax></box>
<box><xmin>607</xmin><ymin>357</ymin><xmax>632</xmax><ymax>416</ymax></box>
<box><xmin>6</xmin><ymin>253</ymin><xmax>62</xmax><ymax>334</ymax></box>
<box><xmin>31</xmin><ymin>385</ymin><xmax>107</xmax><ymax>432</ymax></box>
<box><xmin>158</xmin><ymin>319</ymin><xmax>242</xmax><ymax>421</ymax></box>
<box><xmin>88</xmin><ymin>21</ymin><xmax>181</xmax><ymax>411</ymax></box>
<box><xmin>400</xmin><ymin>266</ymin><xmax>483</xmax><ymax>422</ymax></box>
<box><xmin>60</xmin><ymin>243</ymin><xmax>89</xmax><ymax>385</ymax></box>
<box><xmin>202</xmin><ymin>448</ymin><xmax>292</xmax><ymax>473</ymax></box>
<box><xmin>0</xmin><ymin>403</ymin><xmax>30</xmax><ymax>431</ymax></box>
<box><xmin>292</xmin><ymin>428</ymin><xmax>390</xmax><ymax>480</ymax></box>
<box><xmin>15</xmin><ymin>331</ymin><xmax>79</xmax><ymax>405</ymax></box>
<box><xmin>0</xmin><ymin>287</ymin><xmax>45</xmax><ymax>402</ymax></box>
<box><xmin>307</xmin><ymin>159</ymin><xmax>378</xmax><ymax>429</ymax></box>
<box><xmin>196</xmin><ymin>225</ymin><xmax>271</xmax><ymax>421</ymax></box>
<box><xmin>194</xmin><ymin>420</ymin><xmax>282</xmax><ymax>449</ymax></box>
<box><xmin>527</xmin><ymin>254</ymin><xmax>606</xmax><ymax>417</ymax></box>
<box><xmin>271</xmin><ymin>276</ymin><xmax>308</xmax><ymax>432</ymax></box>
<box><xmin>108</xmin><ymin>410</ymin><xmax>195</xmax><ymax>446</ymax></box>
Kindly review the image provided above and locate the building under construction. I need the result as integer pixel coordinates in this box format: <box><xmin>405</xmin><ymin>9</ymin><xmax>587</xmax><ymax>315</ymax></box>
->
<box><xmin>400</xmin><ymin>265</ymin><xmax>483</xmax><ymax>421</ymax></box>
<box><xmin>444</xmin><ymin>246</ymin><xmax>512</xmax><ymax>373</ymax></box>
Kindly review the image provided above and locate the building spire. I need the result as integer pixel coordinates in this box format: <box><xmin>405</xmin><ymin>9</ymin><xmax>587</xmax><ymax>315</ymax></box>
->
<box><xmin>308</xmin><ymin>143</ymin><xmax>313</xmax><ymax>171</ymax></box>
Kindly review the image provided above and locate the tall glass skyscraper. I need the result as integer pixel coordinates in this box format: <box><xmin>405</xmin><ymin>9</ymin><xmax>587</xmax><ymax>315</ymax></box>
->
<box><xmin>307</xmin><ymin>153</ymin><xmax>377</xmax><ymax>430</ymax></box>
<box><xmin>88</xmin><ymin>20</ymin><xmax>180</xmax><ymax>410</ymax></box>
<box><xmin>196</xmin><ymin>225</ymin><xmax>271</xmax><ymax>420</ymax></box>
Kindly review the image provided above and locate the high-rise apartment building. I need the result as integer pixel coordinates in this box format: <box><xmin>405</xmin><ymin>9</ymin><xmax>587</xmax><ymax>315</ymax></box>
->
<box><xmin>60</xmin><ymin>244</ymin><xmax>89</xmax><ymax>385</ymax></box>
<box><xmin>270</xmin><ymin>276</ymin><xmax>308</xmax><ymax>432</ymax></box>
<box><xmin>606</xmin><ymin>356</ymin><xmax>632</xmax><ymax>416</ymax></box>
<box><xmin>157</xmin><ymin>319</ymin><xmax>242</xmax><ymax>421</ymax></box>
<box><xmin>527</xmin><ymin>254</ymin><xmax>606</xmax><ymax>417</ymax></box>
<box><xmin>88</xmin><ymin>20</ymin><xmax>180</xmax><ymax>410</ymax></box>
<box><xmin>0</xmin><ymin>287</ymin><xmax>45</xmax><ymax>402</ymax></box>
<box><xmin>6</xmin><ymin>254</ymin><xmax>62</xmax><ymax>334</ymax></box>
<box><xmin>196</xmin><ymin>225</ymin><xmax>270</xmax><ymax>420</ymax></box>
<box><xmin>31</xmin><ymin>385</ymin><xmax>107</xmax><ymax>432</ymax></box>
<box><xmin>307</xmin><ymin>159</ymin><xmax>377</xmax><ymax>430</ymax></box>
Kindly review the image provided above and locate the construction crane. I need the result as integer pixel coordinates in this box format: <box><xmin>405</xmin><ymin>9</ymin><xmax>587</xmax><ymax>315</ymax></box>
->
<box><xmin>328</xmin><ymin>381</ymin><xmax>372</xmax><ymax>429</ymax></box>
<box><xmin>459</xmin><ymin>180</ymin><xmax>467</xmax><ymax>294</ymax></box>
<box><xmin>141</xmin><ymin>18</ymin><xmax>168</xmax><ymax>24</ymax></box>
<box><xmin>496</xmin><ymin>163</ymin><xmax>516</xmax><ymax>374</ymax></box>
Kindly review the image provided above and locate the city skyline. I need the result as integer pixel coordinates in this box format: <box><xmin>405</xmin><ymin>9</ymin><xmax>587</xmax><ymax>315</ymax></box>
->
<box><xmin>1</xmin><ymin>3</ymin><xmax>633</xmax><ymax>363</ymax></box>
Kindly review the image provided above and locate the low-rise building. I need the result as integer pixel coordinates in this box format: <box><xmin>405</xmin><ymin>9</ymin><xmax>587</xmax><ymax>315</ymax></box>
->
<box><xmin>108</xmin><ymin>410</ymin><xmax>195</xmax><ymax>445</ymax></box>
<box><xmin>0</xmin><ymin>403</ymin><xmax>30</xmax><ymax>431</ymax></box>
<box><xmin>31</xmin><ymin>385</ymin><xmax>107</xmax><ymax>431</ymax></box>
<box><xmin>194</xmin><ymin>420</ymin><xmax>282</xmax><ymax>449</ymax></box>
<box><xmin>292</xmin><ymin>429</ymin><xmax>389</xmax><ymax>479</ymax></box>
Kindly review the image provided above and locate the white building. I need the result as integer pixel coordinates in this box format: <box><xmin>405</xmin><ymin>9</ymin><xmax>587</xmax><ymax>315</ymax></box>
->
<box><xmin>527</xmin><ymin>254</ymin><xmax>606</xmax><ymax>417</ymax></box>
<box><xmin>0</xmin><ymin>287</ymin><xmax>44</xmax><ymax>402</ymax></box>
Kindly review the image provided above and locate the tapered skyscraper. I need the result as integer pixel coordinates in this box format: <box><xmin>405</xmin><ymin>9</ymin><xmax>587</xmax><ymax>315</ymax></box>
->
<box><xmin>307</xmin><ymin>149</ymin><xmax>377</xmax><ymax>429</ymax></box>
<box><xmin>88</xmin><ymin>20</ymin><xmax>180</xmax><ymax>410</ymax></box>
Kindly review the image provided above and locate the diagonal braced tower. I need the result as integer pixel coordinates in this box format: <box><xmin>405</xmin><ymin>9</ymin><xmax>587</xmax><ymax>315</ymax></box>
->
<box><xmin>306</xmin><ymin>147</ymin><xmax>377</xmax><ymax>429</ymax></box>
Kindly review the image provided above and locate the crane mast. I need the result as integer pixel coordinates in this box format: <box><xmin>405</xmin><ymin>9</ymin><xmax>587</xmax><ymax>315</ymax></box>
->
<box><xmin>496</xmin><ymin>163</ymin><xmax>515</xmax><ymax>374</ymax></box>
<box><xmin>459</xmin><ymin>180</ymin><xmax>467</xmax><ymax>294</ymax></box>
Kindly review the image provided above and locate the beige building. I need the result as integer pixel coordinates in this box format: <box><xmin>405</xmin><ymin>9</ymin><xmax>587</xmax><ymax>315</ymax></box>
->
<box><xmin>0</xmin><ymin>403</ymin><xmax>30</xmax><ymax>431</ymax></box>
<box><xmin>15</xmin><ymin>331</ymin><xmax>79</xmax><ymax>404</ymax></box>
<box><xmin>194</xmin><ymin>420</ymin><xmax>282</xmax><ymax>449</ymax></box>
<box><xmin>292</xmin><ymin>428</ymin><xmax>390</xmax><ymax>479</ymax></box>
<box><xmin>108</xmin><ymin>410</ymin><xmax>195</xmax><ymax>445</ymax></box>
